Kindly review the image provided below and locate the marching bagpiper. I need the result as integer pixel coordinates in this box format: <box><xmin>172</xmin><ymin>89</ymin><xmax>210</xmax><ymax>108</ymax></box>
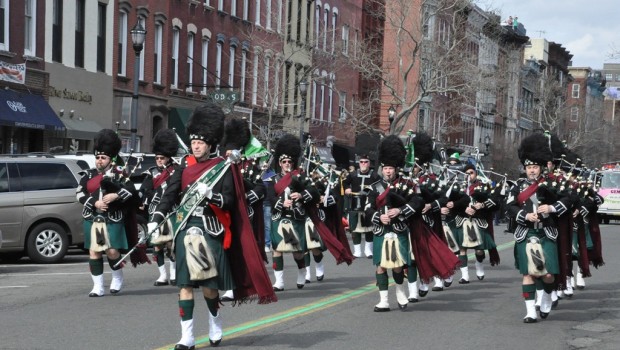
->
<box><xmin>140</xmin><ymin>129</ymin><xmax>180</xmax><ymax>287</ymax></box>
<box><xmin>76</xmin><ymin>129</ymin><xmax>142</xmax><ymax>297</ymax></box>
<box><xmin>148</xmin><ymin>103</ymin><xmax>275</xmax><ymax>349</ymax></box>
<box><xmin>506</xmin><ymin>133</ymin><xmax>571</xmax><ymax>323</ymax></box>
<box><xmin>343</xmin><ymin>155</ymin><xmax>380</xmax><ymax>258</ymax></box>
<box><xmin>365</xmin><ymin>135</ymin><xmax>424</xmax><ymax>312</ymax></box>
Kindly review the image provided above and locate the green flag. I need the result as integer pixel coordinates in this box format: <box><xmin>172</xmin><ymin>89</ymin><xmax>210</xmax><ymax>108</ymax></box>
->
<box><xmin>244</xmin><ymin>135</ymin><xmax>270</xmax><ymax>160</ymax></box>
<box><xmin>405</xmin><ymin>131</ymin><xmax>416</xmax><ymax>169</ymax></box>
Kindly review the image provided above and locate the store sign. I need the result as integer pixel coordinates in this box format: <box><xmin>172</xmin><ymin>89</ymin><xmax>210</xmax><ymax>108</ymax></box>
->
<box><xmin>0</xmin><ymin>61</ymin><xmax>26</xmax><ymax>84</ymax></box>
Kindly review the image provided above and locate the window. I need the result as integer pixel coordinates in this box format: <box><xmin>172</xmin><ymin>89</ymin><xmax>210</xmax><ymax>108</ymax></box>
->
<box><xmin>338</xmin><ymin>92</ymin><xmax>346</xmax><ymax>121</ymax></box>
<box><xmin>201</xmin><ymin>37</ymin><xmax>209</xmax><ymax>94</ymax></box>
<box><xmin>218</xmin><ymin>0</ymin><xmax>224</xmax><ymax>12</ymax></box>
<box><xmin>24</xmin><ymin>0</ymin><xmax>36</xmax><ymax>56</ymax></box>
<box><xmin>0</xmin><ymin>0</ymin><xmax>7</xmax><ymax>51</ymax></box>
<box><xmin>19</xmin><ymin>163</ymin><xmax>78</xmax><ymax>191</ymax></box>
<box><xmin>296</xmin><ymin>0</ymin><xmax>301</xmax><ymax>42</ymax></box>
<box><xmin>240</xmin><ymin>47</ymin><xmax>247</xmax><ymax>101</ymax></box>
<box><xmin>74</xmin><ymin>0</ymin><xmax>85</xmax><ymax>67</ymax></box>
<box><xmin>605</xmin><ymin>73</ymin><xmax>613</xmax><ymax>81</ymax></box>
<box><xmin>331</xmin><ymin>10</ymin><xmax>337</xmax><ymax>54</ymax></box>
<box><xmin>228</xmin><ymin>44</ymin><xmax>236</xmax><ymax>91</ymax></box>
<box><xmin>314</xmin><ymin>4</ymin><xmax>320</xmax><ymax>48</ymax></box>
<box><xmin>97</xmin><ymin>3</ymin><xmax>106</xmax><ymax>72</ymax></box>
<box><xmin>215</xmin><ymin>39</ymin><xmax>223</xmax><ymax>88</ymax></box>
<box><xmin>323</xmin><ymin>7</ymin><xmax>329</xmax><ymax>50</ymax></box>
<box><xmin>255</xmin><ymin>0</ymin><xmax>261</xmax><ymax>26</ymax></box>
<box><xmin>328</xmin><ymin>75</ymin><xmax>334</xmax><ymax>122</ymax></box>
<box><xmin>231</xmin><ymin>0</ymin><xmax>237</xmax><ymax>17</ymax></box>
<box><xmin>138</xmin><ymin>16</ymin><xmax>146</xmax><ymax>80</ymax></box>
<box><xmin>263</xmin><ymin>55</ymin><xmax>270</xmax><ymax>107</ymax></box>
<box><xmin>171</xmin><ymin>27</ymin><xmax>180</xmax><ymax>88</ymax></box>
<box><xmin>342</xmin><ymin>25</ymin><xmax>349</xmax><ymax>55</ymax></box>
<box><xmin>617</xmin><ymin>74</ymin><xmax>620</xmax><ymax>82</ymax></box>
<box><xmin>266</xmin><ymin>0</ymin><xmax>272</xmax><ymax>29</ymax></box>
<box><xmin>187</xmin><ymin>32</ymin><xmax>195</xmax><ymax>92</ymax></box>
<box><xmin>252</xmin><ymin>50</ymin><xmax>260</xmax><ymax>104</ymax></box>
<box><xmin>118</xmin><ymin>11</ymin><xmax>128</xmax><ymax>76</ymax></box>
<box><xmin>154</xmin><ymin>23</ymin><xmax>163</xmax><ymax>84</ymax></box>
<box><xmin>204</xmin><ymin>0</ymin><xmax>211</xmax><ymax>6</ymax></box>
<box><xmin>570</xmin><ymin>106</ymin><xmax>579</xmax><ymax>122</ymax></box>
<box><xmin>572</xmin><ymin>83</ymin><xmax>580</xmax><ymax>98</ymax></box>
<box><xmin>286</xmin><ymin>0</ymin><xmax>292</xmax><ymax>41</ymax></box>
<box><xmin>277</xmin><ymin>0</ymin><xmax>283</xmax><ymax>33</ymax></box>
<box><xmin>52</xmin><ymin>0</ymin><xmax>62</xmax><ymax>62</ymax></box>
<box><xmin>243</xmin><ymin>0</ymin><xmax>249</xmax><ymax>21</ymax></box>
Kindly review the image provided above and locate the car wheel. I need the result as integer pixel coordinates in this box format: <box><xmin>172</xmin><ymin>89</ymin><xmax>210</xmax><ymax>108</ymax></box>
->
<box><xmin>26</xmin><ymin>223</ymin><xmax>69</xmax><ymax>263</ymax></box>
<box><xmin>136</xmin><ymin>215</ymin><xmax>148</xmax><ymax>244</ymax></box>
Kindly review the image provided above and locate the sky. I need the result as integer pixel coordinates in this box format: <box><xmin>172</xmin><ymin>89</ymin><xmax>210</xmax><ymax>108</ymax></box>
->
<box><xmin>475</xmin><ymin>0</ymin><xmax>619</xmax><ymax>69</ymax></box>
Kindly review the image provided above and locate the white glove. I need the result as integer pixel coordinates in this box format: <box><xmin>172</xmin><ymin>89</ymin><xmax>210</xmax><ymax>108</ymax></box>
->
<box><xmin>195</xmin><ymin>183</ymin><xmax>213</xmax><ymax>200</ymax></box>
<box><xmin>147</xmin><ymin>222</ymin><xmax>160</xmax><ymax>241</ymax></box>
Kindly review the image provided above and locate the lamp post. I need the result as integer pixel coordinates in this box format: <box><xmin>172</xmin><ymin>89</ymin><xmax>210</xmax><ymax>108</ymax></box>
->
<box><xmin>388</xmin><ymin>105</ymin><xmax>396</xmax><ymax>133</ymax></box>
<box><xmin>130</xmin><ymin>20</ymin><xmax>146</xmax><ymax>151</ymax></box>
<box><xmin>298</xmin><ymin>80</ymin><xmax>308</xmax><ymax>147</ymax></box>
<box><xmin>484</xmin><ymin>134</ymin><xmax>491</xmax><ymax>153</ymax></box>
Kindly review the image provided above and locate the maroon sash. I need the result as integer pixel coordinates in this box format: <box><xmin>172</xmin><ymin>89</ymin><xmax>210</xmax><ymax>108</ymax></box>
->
<box><xmin>181</xmin><ymin>157</ymin><xmax>223</xmax><ymax>189</ymax></box>
<box><xmin>86</xmin><ymin>174</ymin><xmax>103</xmax><ymax>194</ymax></box>
<box><xmin>375</xmin><ymin>185</ymin><xmax>390</xmax><ymax>208</ymax></box>
<box><xmin>273</xmin><ymin>170</ymin><xmax>300</xmax><ymax>196</ymax></box>
<box><xmin>517</xmin><ymin>182</ymin><xmax>538</xmax><ymax>205</ymax></box>
<box><xmin>152</xmin><ymin>166</ymin><xmax>173</xmax><ymax>189</ymax></box>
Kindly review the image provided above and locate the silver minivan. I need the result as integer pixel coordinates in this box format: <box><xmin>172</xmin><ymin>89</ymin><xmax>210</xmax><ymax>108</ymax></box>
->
<box><xmin>0</xmin><ymin>157</ymin><xmax>85</xmax><ymax>263</ymax></box>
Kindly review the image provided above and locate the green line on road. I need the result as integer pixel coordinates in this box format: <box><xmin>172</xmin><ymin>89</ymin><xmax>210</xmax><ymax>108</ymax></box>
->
<box><xmin>157</xmin><ymin>239</ymin><xmax>515</xmax><ymax>349</ymax></box>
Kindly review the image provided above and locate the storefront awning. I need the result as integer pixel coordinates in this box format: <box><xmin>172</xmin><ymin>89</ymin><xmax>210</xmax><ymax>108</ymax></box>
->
<box><xmin>168</xmin><ymin>107</ymin><xmax>192</xmax><ymax>146</ymax></box>
<box><xmin>61</xmin><ymin>117</ymin><xmax>103</xmax><ymax>140</ymax></box>
<box><xmin>0</xmin><ymin>89</ymin><xmax>65</xmax><ymax>131</ymax></box>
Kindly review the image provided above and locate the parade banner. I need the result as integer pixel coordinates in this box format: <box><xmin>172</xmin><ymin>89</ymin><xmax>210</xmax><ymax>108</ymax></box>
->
<box><xmin>0</xmin><ymin>61</ymin><xmax>26</xmax><ymax>84</ymax></box>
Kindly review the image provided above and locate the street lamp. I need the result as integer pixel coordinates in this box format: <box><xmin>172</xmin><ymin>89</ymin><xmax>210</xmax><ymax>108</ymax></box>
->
<box><xmin>130</xmin><ymin>20</ymin><xmax>146</xmax><ymax>151</ymax></box>
<box><xmin>298</xmin><ymin>80</ymin><xmax>309</xmax><ymax>147</ymax></box>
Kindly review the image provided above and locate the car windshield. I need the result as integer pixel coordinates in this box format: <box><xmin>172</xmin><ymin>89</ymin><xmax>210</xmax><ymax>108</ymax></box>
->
<box><xmin>600</xmin><ymin>171</ymin><xmax>620</xmax><ymax>189</ymax></box>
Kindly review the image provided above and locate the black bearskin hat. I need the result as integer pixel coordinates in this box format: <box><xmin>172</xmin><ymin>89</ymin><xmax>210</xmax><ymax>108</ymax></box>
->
<box><xmin>463</xmin><ymin>163</ymin><xmax>476</xmax><ymax>173</ymax></box>
<box><xmin>412</xmin><ymin>132</ymin><xmax>434</xmax><ymax>165</ymax></box>
<box><xmin>518</xmin><ymin>133</ymin><xmax>553</xmax><ymax>167</ymax></box>
<box><xmin>94</xmin><ymin>129</ymin><xmax>122</xmax><ymax>158</ymax></box>
<box><xmin>186</xmin><ymin>103</ymin><xmax>225</xmax><ymax>145</ymax></box>
<box><xmin>221</xmin><ymin>118</ymin><xmax>251</xmax><ymax>152</ymax></box>
<box><xmin>152</xmin><ymin>129</ymin><xmax>179</xmax><ymax>158</ymax></box>
<box><xmin>274</xmin><ymin>134</ymin><xmax>302</xmax><ymax>165</ymax></box>
<box><xmin>378</xmin><ymin>135</ymin><xmax>406</xmax><ymax>168</ymax></box>
<box><xmin>549</xmin><ymin>133</ymin><xmax>567</xmax><ymax>166</ymax></box>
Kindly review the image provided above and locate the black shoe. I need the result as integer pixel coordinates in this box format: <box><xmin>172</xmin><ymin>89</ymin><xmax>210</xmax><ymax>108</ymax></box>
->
<box><xmin>419</xmin><ymin>289</ymin><xmax>428</xmax><ymax>297</ymax></box>
<box><xmin>408</xmin><ymin>297</ymin><xmax>419</xmax><ymax>303</ymax></box>
<box><xmin>373</xmin><ymin>306</ymin><xmax>390</xmax><ymax>312</ymax></box>
<box><xmin>477</xmin><ymin>275</ymin><xmax>485</xmax><ymax>281</ymax></box>
<box><xmin>552</xmin><ymin>300</ymin><xmax>559</xmax><ymax>309</ymax></box>
<box><xmin>458</xmin><ymin>279</ymin><xmax>470</xmax><ymax>284</ymax></box>
<box><xmin>305</xmin><ymin>279</ymin><xmax>312</xmax><ymax>284</ymax></box>
<box><xmin>523</xmin><ymin>317</ymin><xmax>537</xmax><ymax>324</ymax></box>
<box><xmin>170</xmin><ymin>279</ymin><xmax>177</xmax><ymax>286</ymax></box>
<box><xmin>540</xmin><ymin>311</ymin><xmax>549</xmax><ymax>319</ymax></box>
<box><xmin>154</xmin><ymin>280</ymin><xmax>169</xmax><ymax>286</ymax></box>
<box><xmin>432</xmin><ymin>287</ymin><xmax>444</xmax><ymax>292</ymax></box>
<box><xmin>88</xmin><ymin>292</ymin><xmax>103</xmax><ymax>298</ymax></box>
<box><xmin>110</xmin><ymin>289</ymin><xmax>121</xmax><ymax>294</ymax></box>
<box><xmin>174</xmin><ymin>344</ymin><xmax>195</xmax><ymax>350</ymax></box>
<box><xmin>273</xmin><ymin>286</ymin><xmax>284</xmax><ymax>292</ymax></box>
<box><xmin>366</xmin><ymin>255</ymin><xmax>373</xmax><ymax>259</ymax></box>
<box><xmin>444</xmin><ymin>280</ymin><xmax>453</xmax><ymax>287</ymax></box>
<box><xmin>535</xmin><ymin>305</ymin><xmax>540</xmax><ymax>312</ymax></box>
<box><xmin>576</xmin><ymin>285</ymin><xmax>585</xmax><ymax>290</ymax></box>
<box><xmin>297</xmin><ymin>284</ymin><xmax>305</xmax><ymax>289</ymax></box>
<box><xmin>565</xmin><ymin>292</ymin><xmax>573</xmax><ymax>298</ymax></box>
<box><xmin>210</xmin><ymin>338</ymin><xmax>221</xmax><ymax>347</ymax></box>
<box><xmin>398</xmin><ymin>303</ymin><xmax>408</xmax><ymax>311</ymax></box>
<box><xmin>220</xmin><ymin>296</ymin><xmax>233</xmax><ymax>302</ymax></box>
<box><xmin>317</xmin><ymin>275</ymin><xmax>324</xmax><ymax>282</ymax></box>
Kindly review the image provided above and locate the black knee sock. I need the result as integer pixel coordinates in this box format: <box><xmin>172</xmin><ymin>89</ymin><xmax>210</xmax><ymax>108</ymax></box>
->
<box><xmin>393</xmin><ymin>270</ymin><xmax>405</xmax><ymax>284</ymax></box>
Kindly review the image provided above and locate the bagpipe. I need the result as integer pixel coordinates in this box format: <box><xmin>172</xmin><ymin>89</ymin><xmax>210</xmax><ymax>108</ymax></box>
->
<box><xmin>114</xmin><ymin>150</ymin><xmax>242</xmax><ymax>268</ymax></box>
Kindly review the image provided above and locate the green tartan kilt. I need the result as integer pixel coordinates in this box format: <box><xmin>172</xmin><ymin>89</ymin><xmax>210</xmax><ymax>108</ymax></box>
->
<box><xmin>270</xmin><ymin>217</ymin><xmax>307</xmax><ymax>252</ymax></box>
<box><xmin>173</xmin><ymin>217</ymin><xmax>234</xmax><ymax>290</ymax></box>
<box><xmin>514</xmin><ymin>229</ymin><xmax>559</xmax><ymax>275</ymax></box>
<box><xmin>372</xmin><ymin>232</ymin><xmax>411</xmax><ymax>267</ymax></box>
<box><xmin>348</xmin><ymin>211</ymin><xmax>371</xmax><ymax>233</ymax></box>
<box><xmin>453</xmin><ymin>224</ymin><xmax>497</xmax><ymax>250</ymax></box>
<box><xmin>83</xmin><ymin>219</ymin><xmax>128</xmax><ymax>250</ymax></box>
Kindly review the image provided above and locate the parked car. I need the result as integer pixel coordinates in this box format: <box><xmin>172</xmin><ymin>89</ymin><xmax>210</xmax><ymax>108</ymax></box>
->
<box><xmin>0</xmin><ymin>157</ymin><xmax>85</xmax><ymax>263</ymax></box>
<box><xmin>53</xmin><ymin>153</ymin><xmax>97</xmax><ymax>170</ymax></box>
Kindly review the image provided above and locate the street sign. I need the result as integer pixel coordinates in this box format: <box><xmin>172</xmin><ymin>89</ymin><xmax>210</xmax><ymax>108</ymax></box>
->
<box><xmin>233</xmin><ymin>105</ymin><xmax>253</xmax><ymax>114</ymax></box>
<box><xmin>208</xmin><ymin>90</ymin><xmax>240</xmax><ymax>103</ymax></box>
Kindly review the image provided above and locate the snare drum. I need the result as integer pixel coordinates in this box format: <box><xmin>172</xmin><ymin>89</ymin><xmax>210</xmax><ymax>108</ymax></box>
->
<box><xmin>346</xmin><ymin>193</ymin><xmax>367</xmax><ymax>213</ymax></box>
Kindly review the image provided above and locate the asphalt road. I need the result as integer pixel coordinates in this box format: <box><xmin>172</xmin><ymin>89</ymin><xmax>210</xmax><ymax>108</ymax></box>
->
<box><xmin>1</xmin><ymin>223</ymin><xmax>620</xmax><ymax>350</ymax></box>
